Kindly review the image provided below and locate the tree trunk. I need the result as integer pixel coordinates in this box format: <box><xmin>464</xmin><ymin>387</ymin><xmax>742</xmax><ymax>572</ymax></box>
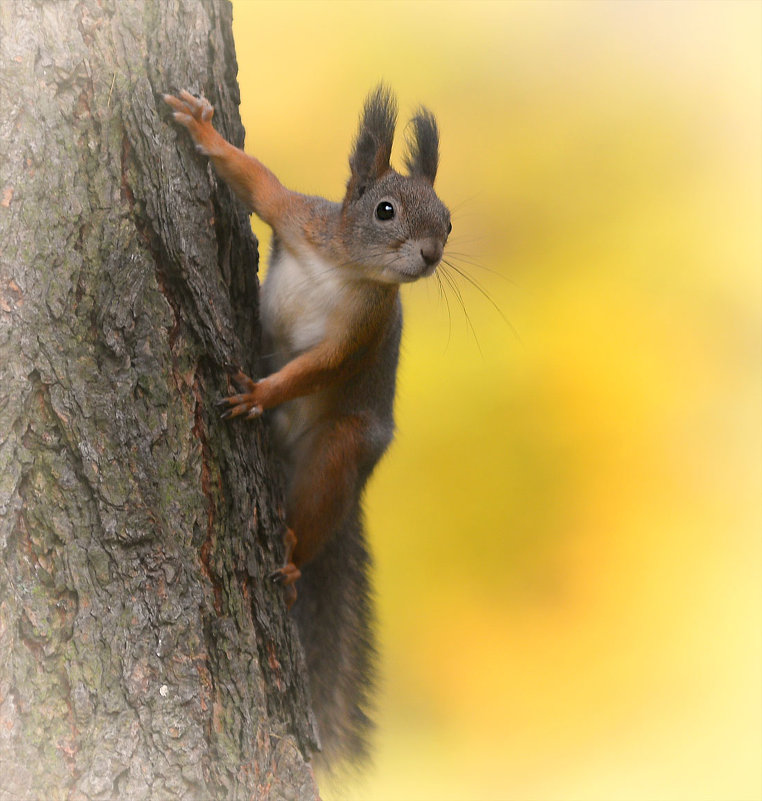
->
<box><xmin>0</xmin><ymin>1</ymin><xmax>320</xmax><ymax>798</ymax></box>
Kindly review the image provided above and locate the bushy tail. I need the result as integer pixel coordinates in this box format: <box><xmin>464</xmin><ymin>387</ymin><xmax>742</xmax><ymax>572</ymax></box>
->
<box><xmin>292</xmin><ymin>506</ymin><xmax>377</xmax><ymax>771</ymax></box>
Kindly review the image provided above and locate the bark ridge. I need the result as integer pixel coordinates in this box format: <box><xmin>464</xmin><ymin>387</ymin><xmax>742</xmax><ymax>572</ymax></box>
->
<box><xmin>0</xmin><ymin>1</ymin><xmax>319</xmax><ymax>798</ymax></box>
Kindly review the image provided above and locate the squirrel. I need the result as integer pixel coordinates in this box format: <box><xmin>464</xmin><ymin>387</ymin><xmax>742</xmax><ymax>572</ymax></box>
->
<box><xmin>164</xmin><ymin>85</ymin><xmax>451</xmax><ymax>769</ymax></box>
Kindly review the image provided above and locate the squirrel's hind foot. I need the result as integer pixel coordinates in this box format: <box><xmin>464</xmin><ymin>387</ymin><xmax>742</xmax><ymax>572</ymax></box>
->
<box><xmin>270</xmin><ymin>526</ymin><xmax>300</xmax><ymax>608</ymax></box>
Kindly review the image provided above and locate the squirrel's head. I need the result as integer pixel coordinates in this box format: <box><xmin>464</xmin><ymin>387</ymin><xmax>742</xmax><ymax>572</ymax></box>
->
<box><xmin>341</xmin><ymin>85</ymin><xmax>451</xmax><ymax>284</ymax></box>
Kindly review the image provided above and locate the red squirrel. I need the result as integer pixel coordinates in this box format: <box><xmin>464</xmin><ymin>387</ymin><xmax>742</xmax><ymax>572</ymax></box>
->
<box><xmin>164</xmin><ymin>86</ymin><xmax>450</xmax><ymax>767</ymax></box>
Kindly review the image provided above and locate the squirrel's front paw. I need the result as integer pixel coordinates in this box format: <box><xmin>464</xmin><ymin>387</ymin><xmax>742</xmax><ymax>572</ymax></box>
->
<box><xmin>216</xmin><ymin>367</ymin><xmax>264</xmax><ymax>420</ymax></box>
<box><xmin>164</xmin><ymin>90</ymin><xmax>217</xmax><ymax>155</ymax></box>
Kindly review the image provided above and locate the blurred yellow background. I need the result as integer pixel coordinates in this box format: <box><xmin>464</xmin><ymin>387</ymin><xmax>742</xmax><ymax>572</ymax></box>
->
<box><xmin>231</xmin><ymin>2</ymin><xmax>761</xmax><ymax>799</ymax></box>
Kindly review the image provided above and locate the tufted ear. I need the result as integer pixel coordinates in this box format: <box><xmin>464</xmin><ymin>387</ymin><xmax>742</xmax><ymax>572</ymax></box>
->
<box><xmin>404</xmin><ymin>108</ymin><xmax>439</xmax><ymax>185</ymax></box>
<box><xmin>344</xmin><ymin>85</ymin><xmax>397</xmax><ymax>203</ymax></box>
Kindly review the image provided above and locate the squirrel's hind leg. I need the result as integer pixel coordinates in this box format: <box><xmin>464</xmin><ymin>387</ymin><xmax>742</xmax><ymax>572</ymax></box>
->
<box><xmin>286</xmin><ymin>415</ymin><xmax>371</xmax><ymax>571</ymax></box>
<box><xmin>270</xmin><ymin>526</ymin><xmax>301</xmax><ymax>608</ymax></box>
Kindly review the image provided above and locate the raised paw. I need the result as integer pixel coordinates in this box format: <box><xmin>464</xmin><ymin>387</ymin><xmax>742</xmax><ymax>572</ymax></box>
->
<box><xmin>163</xmin><ymin>90</ymin><xmax>218</xmax><ymax>155</ymax></box>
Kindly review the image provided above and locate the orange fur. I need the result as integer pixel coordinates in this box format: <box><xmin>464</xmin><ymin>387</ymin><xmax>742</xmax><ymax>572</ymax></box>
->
<box><xmin>164</xmin><ymin>91</ymin><xmax>306</xmax><ymax>230</ymax></box>
<box><xmin>287</xmin><ymin>416</ymin><xmax>370</xmax><ymax>567</ymax></box>
<box><xmin>222</xmin><ymin>286</ymin><xmax>397</xmax><ymax>420</ymax></box>
<box><xmin>166</xmin><ymin>85</ymin><xmax>451</xmax><ymax>766</ymax></box>
<box><xmin>165</xmin><ymin>88</ymin><xmax>446</xmax><ymax>599</ymax></box>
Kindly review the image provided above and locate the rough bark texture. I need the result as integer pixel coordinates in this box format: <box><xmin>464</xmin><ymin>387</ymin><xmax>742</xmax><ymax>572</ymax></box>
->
<box><xmin>0</xmin><ymin>1</ymin><xmax>320</xmax><ymax>798</ymax></box>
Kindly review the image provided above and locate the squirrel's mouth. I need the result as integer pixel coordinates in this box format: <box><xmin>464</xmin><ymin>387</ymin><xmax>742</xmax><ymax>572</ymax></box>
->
<box><xmin>377</xmin><ymin>242</ymin><xmax>443</xmax><ymax>283</ymax></box>
<box><xmin>385</xmin><ymin>260</ymin><xmax>439</xmax><ymax>284</ymax></box>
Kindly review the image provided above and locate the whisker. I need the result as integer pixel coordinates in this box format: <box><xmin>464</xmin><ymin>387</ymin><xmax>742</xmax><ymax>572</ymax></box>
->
<box><xmin>442</xmin><ymin>259</ymin><xmax>504</xmax><ymax>317</ymax></box>
<box><xmin>439</xmin><ymin>264</ymin><xmax>483</xmax><ymax>356</ymax></box>
<box><xmin>448</xmin><ymin>192</ymin><xmax>483</xmax><ymax>214</ymax></box>
<box><xmin>434</xmin><ymin>269</ymin><xmax>453</xmax><ymax>351</ymax></box>
<box><xmin>448</xmin><ymin>233</ymin><xmax>489</xmax><ymax>244</ymax></box>
<box><xmin>444</xmin><ymin>252</ymin><xmax>519</xmax><ymax>286</ymax></box>
<box><xmin>442</xmin><ymin>258</ymin><xmax>522</xmax><ymax>344</ymax></box>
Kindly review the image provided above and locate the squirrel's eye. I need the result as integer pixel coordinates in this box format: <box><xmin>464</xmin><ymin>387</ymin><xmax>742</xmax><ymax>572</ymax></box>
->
<box><xmin>375</xmin><ymin>201</ymin><xmax>395</xmax><ymax>221</ymax></box>
<box><xmin>447</xmin><ymin>221</ymin><xmax>453</xmax><ymax>235</ymax></box>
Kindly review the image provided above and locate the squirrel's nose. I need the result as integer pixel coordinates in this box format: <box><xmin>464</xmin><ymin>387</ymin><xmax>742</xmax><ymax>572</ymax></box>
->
<box><xmin>420</xmin><ymin>241</ymin><xmax>443</xmax><ymax>268</ymax></box>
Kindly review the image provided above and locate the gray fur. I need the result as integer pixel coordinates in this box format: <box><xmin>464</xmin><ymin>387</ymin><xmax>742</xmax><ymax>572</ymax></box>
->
<box><xmin>167</xmin><ymin>83</ymin><xmax>450</xmax><ymax>775</ymax></box>
<box><xmin>282</xmin><ymin>90</ymin><xmax>450</xmax><ymax>767</ymax></box>
<box><xmin>346</xmin><ymin>84</ymin><xmax>397</xmax><ymax>201</ymax></box>
<box><xmin>339</xmin><ymin>87</ymin><xmax>450</xmax><ymax>285</ymax></box>
<box><xmin>404</xmin><ymin>108</ymin><xmax>440</xmax><ymax>184</ymax></box>
<box><xmin>290</xmin><ymin>299</ymin><xmax>402</xmax><ymax>771</ymax></box>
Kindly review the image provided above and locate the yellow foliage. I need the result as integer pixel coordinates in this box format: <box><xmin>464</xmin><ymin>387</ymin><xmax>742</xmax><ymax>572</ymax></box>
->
<box><xmin>232</xmin><ymin>2</ymin><xmax>761</xmax><ymax>799</ymax></box>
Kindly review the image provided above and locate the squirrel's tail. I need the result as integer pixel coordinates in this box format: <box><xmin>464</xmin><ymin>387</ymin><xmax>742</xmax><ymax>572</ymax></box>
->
<box><xmin>292</xmin><ymin>505</ymin><xmax>377</xmax><ymax>771</ymax></box>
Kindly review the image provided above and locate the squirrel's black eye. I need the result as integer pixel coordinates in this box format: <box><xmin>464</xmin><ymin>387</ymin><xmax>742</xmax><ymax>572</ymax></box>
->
<box><xmin>447</xmin><ymin>221</ymin><xmax>452</xmax><ymax>235</ymax></box>
<box><xmin>375</xmin><ymin>201</ymin><xmax>395</xmax><ymax>221</ymax></box>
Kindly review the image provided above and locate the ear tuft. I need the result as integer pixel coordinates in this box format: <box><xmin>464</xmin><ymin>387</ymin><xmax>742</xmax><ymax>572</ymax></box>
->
<box><xmin>404</xmin><ymin>108</ymin><xmax>439</xmax><ymax>185</ymax></box>
<box><xmin>345</xmin><ymin>85</ymin><xmax>397</xmax><ymax>202</ymax></box>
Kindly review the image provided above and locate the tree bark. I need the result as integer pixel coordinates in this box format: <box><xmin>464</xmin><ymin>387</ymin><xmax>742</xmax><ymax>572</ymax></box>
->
<box><xmin>0</xmin><ymin>1</ymin><xmax>320</xmax><ymax>798</ymax></box>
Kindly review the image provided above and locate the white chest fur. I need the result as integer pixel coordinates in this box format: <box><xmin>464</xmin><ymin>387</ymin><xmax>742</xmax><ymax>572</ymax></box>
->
<box><xmin>260</xmin><ymin>244</ymin><xmax>354</xmax><ymax>450</ymax></box>
<box><xmin>261</xmin><ymin>244</ymin><xmax>351</xmax><ymax>363</ymax></box>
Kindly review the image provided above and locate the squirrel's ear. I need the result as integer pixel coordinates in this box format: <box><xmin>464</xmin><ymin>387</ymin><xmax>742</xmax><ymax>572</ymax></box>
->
<box><xmin>404</xmin><ymin>108</ymin><xmax>439</xmax><ymax>185</ymax></box>
<box><xmin>344</xmin><ymin>85</ymin><xmax>397</xmax><ymax>203</ymax></box>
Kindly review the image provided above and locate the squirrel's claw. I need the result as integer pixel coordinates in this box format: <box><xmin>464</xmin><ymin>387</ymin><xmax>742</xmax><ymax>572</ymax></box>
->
<box><xmin>269</xmin><ymin>564</ymin><xmax>301</xmax><ymax>585</ymax></box>
<box><xmin>227</xmin><ymin>368</ymin><xmax>258</xmax><ymax>393</ymax></box>
<box><xmin>177</xmin><ymin>89</ymin><xmax>214</xmax><ymax>121</ymax></box>
<box><xmin>164</xmin><ymin>89</ymin><xmax>214</xmax><ymax>122</ymax></box>
<box><xmin>268</xmin><ymin>527</ymin><xmax>300</xmax><ymax>608</ymax></box>
<box><xmin>270</xmin><ymin>562</ymin><xmax>301</xmax><ymax>609</ymax></box>
<box><xmin>164</xmin><ymin>90</ymin><xmax>217</xmax><ymax>154</ymax></box>
<box><xmin>217</xmin><ymin>367</ymin><xmax>263</xmax><ymax>420</ymax></box>
<box><xmin>218</xmin><ymin>396</ymin><xmax>263</xmax><ymax>420</ymax></box>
